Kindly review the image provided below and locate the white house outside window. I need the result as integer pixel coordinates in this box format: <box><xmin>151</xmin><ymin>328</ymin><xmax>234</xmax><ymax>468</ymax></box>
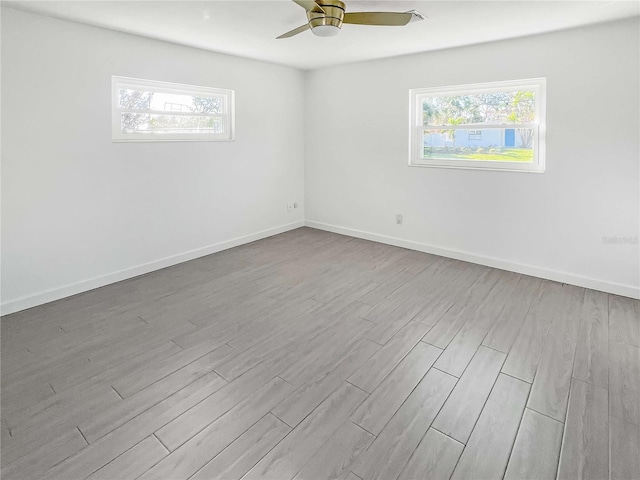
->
<box><xmin>409</xmin><ymin>78</ymin><xmax>546</xmax><ymax>172</ymax></box>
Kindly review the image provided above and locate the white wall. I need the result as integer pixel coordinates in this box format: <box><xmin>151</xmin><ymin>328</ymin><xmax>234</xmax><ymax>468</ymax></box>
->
<box><xmin>1</xmin><ymin>8</ymin><xmax>305</xmax><ymax>313</ymax></box>
<box><xmin>305</xmin><ymin>18</ymin><xmax>640</xmax><ymax>298</ymax></box>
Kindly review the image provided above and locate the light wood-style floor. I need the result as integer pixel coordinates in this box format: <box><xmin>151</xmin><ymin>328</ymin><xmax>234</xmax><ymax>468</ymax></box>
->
<box><xmin>1</xmin><ymin>227</ymin><xmax>639</xmax><ymax>480</ymax></box>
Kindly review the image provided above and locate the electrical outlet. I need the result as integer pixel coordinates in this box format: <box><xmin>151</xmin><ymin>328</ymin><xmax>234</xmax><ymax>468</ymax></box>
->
<box><xmin>287</xmin><ymin>203</ymin><xmax>293</xmax><ymax>212</ymax></box>
<box><xmin>396</xmin><ymin>214</ymin><xmax>403</xmax><ymax>225</ymax></box>
<box><xmin>293</xmin><ymin>202</ymin><xmax>298</xmax><ymax>209</ymax></box>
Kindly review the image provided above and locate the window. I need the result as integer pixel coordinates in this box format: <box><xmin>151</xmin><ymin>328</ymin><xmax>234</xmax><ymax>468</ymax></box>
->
<box><xmin>409</xmin><ymin>78</ymin><xmax>546</xmax><ymax>172</ymax></box>
<box><xmin>112</xmin><ymin>76</ymin><xmax>234</xmax><ymax>142</ymax></box>
<box><xmin>468</xmin><ymin>130</ymin><xmax>482</xmax><ymax>140</ymax></box>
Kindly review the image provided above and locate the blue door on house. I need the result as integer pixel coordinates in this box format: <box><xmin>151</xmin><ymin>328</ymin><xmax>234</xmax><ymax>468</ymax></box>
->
<box><xmin>505</xmin><ymin>129</ymin><xmax>515</xmax><ymax>147</ymax></box>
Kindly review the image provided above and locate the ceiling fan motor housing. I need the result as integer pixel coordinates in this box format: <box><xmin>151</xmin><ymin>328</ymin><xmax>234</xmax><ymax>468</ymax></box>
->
<box><xmin>308</xmin><ymin>0</ymin><xmax>346</xmax><ymax>30</ymax></box>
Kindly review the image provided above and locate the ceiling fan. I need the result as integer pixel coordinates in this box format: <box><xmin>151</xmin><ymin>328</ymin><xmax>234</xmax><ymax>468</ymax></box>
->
<box><xmin>277</xmin><ymin>0</ymin><xmax>425</xmax><ymax>38</ymax></box>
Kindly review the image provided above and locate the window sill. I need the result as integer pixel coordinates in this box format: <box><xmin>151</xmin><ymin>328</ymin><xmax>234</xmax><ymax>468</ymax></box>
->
<box><xmin>408</xmin><ymin>161</ymin><xmax>545</xmax><ymax>173</ymax></box>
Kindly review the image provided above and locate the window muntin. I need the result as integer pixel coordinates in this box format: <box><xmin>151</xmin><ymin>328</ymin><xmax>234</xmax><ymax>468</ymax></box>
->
<box><xmin>112</xmin><ymin>76</ymin><xmax>234</xmax><ymax>142</ymax></box>
<box><xmin>409</xmin><ymin>78</ymin><xmax>546</xmax><ymax>172</ymax></box>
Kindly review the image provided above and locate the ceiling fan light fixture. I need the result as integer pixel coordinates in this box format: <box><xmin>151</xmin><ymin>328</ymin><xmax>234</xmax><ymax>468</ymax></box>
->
<box><xmin>277</xmin><ymin>0</ymin><xmax>424</xmax><ymax>39</ymax></box>
<box><xmin>312</xmin><ymin>24</ymin><xmax>340</xmax><ymax>36</ymax></box>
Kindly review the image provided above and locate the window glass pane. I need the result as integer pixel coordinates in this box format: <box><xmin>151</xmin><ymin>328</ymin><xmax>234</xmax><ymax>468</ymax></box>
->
<box><xmin>422</xmin><ymin>90</ymin><xmax>536</xmax><ymax>126</ymax></box>
<box><xmin>118</xmin><ymin>88</ymin><xmax>224</xmax><ymax>114</ymax></box>
<box><xmin>422</xmin><ymin>127</ymin><xmax>534</xmax><ymax>163</ymax></box>
<box><xmin>118</xmin><ymin>88</ymin><xmax>153</xmax><ymax>111</ymax></box>
<box><xmin>121</xmin><ymin>113</ymin><xmax>224</xmax><ymax>134</ymax></box>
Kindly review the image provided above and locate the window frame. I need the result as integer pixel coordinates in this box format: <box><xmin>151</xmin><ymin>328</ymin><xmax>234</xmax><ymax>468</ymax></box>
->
<box><xmin>468</xmin><ymin>130</ymin><xmax>482</xmax><ymax>140</ymax></box>
<box><xmin>111</xmin><ymin>76</ymin><xmax>235</xmax><ymax>142</ymax></box>
<box><xmin>409</xmin><ymin>78</ymin><xmax>546</xmax><ymax>173</ymax></box>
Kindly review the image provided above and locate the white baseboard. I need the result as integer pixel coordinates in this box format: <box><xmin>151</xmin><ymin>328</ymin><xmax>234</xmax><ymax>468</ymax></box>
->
<box><xmin>305</xmin><ymin>220</ymin><xmax>640</xmax><ymax>300</ymax></box>
<box><xmin>0</xmin><ymin>220</ymin><xmax>305</xmax><ymax>316</ymax></box>
<box><xmin>3</xmin><ymin>217</ymin><xmax>637</xmax><ymax>316</ymax></box>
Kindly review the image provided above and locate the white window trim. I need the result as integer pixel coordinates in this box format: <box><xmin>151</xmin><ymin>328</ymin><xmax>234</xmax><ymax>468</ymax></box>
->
<box><xmin>112</xmin><ymin>76</ymin><xmax>235</xmax><ymax>142</ymax></box>
<box><xmin>409</xmin><ymin>78</ymin><xmax>546</xmax><ymax>173</ymax></box>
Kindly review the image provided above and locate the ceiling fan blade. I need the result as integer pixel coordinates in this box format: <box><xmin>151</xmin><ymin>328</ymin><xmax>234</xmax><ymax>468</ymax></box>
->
<box><xmin>277</xmin><ymin>23</ymin><xmax>311</xmax><ymax>39</ymax></box>
<box><xmin>343</xmin><ymin>11</ymin><xmax>413</xmax><ymax>26</ymax></box>
<box><xmin>293</xmin><ymin>0</ymin><xmax>325</xmax><ymax>14</ymax></box>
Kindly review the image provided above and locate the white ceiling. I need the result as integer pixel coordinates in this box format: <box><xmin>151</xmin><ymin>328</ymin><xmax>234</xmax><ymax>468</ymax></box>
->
<box><xmin>5</xmin><ymin>1</ymin><xmax>639</xmax><ymax>70</ymax></box>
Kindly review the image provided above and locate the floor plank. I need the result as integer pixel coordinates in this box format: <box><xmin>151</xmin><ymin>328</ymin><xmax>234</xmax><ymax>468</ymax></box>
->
<box><xmin>280</xmin><ymin>315</ymin><xmax>373</xmax><ymax>388</ymax></box>
<box><xmin>482</xmin><ymin>276</ymin><xmax>543</xmax><ymax>354</ymax></box>
<box><xmin>85</xmin><ymin>435</ymin><xmax>168</xmax><ymax>480</ymax></box>
<box><xmin>422</xmin><ymin>268</ymin><xmax>502</xmax><ymax>349</ymax></box>
<box><xmin>411</xmin><ymin>262</ymin><xmax>484</xmax><ymax>327</ymax></box>
<box><xmin>0</xmin><ymin>427</ymin><xmax>87</xmax><ymax>480</ymax></box>
<box><xmin>361</xmin><ymin>258</ymin><xmax>451</xmax><ymax>326</ymax></box>
<box><xmin>350</xmin><ymin>342</ymin><xmax>442</xmax><ymax>435</ymax></box>
<box><xmin>243</xmin><ymin>383</ymin><xmax>367</xmax><ymax>480</ymax></box>
<box><xmin>433</xmin><ymin>272</ymin><xmax>519</xmax><ymax>377</ymax></box>
<box><xmin>609</xmin><ymin>340</ymin><xmax>640</xmax><ymax>426</ymax></box>
<box><xmin>527</xmin><ymin>285</ymin><xmax>584</xmax><ymax>421</ymax></box>
<box><xmin>4</xmin><ymin>383</ymin><xmax>122</xmax><ymax>456</ymax></box>
<box><xmin>155</xmin><ymin>350</ymin><xmax>297</xmax><ymax>451</ymax></box>
<box><xmin>347</xmin><ymin>320</ymin><xmax>431</xmax><ymax>393</ymax></box>
<box><xmin>80</xmin><ymin>358</ymin><xmax>229</xmax><ymax>443</ymax></box>
<box><xmin>293</xmin><ymin>422</ymin><xmax>374</xmax><ymax>480</ymax></box>
<box><xmin>138</xmin><ymin>377</ymin><xmax>293</xmax><ymax>480</ymax></box>
<box><xmin>557</xmin><ymin>379</ymin><xmax>609</xmax><ymax>480</ymax></box>
<box><xmin>573</xmin><ymin>289</ymin><xmax>609</xmax><ymax>389</ymax></box>
<box><xmin>397</xmin><ymin>428</ymin><xmax>464</xmax><ymax>480</ymax></box>
<box><xmin>502</xmin><ymin>281</ymin><xmax>573</xmax><ymax>383</ymax></box>
<box><xmin>609</xmin><ymin>415</ymin><xmax>640</xmax><ymax>480</ymax></box>
<box><xmin>190</xmin><ymin>414</ymin><xmax>290</xmax><ymax>480</ymax></box>
<box><xmin>213</xmin><ymin>303</ymin><xmax>345</xmax><ymax>382</ymax></box>
<box><xmin>112</xmin><ymin>343</ymin><xmax>236</xmax><ymax>398</ymax></box>
<box><xmin>364</xmin><ymin>294</ymin><xmax>430</xmax><ymax>345</ymax></box>
<box><xmin>353</xmin><ymin>368</ymin><xmax>457</xmax><ymax>480</ymax></box>
<box><xmin>272</xmin><ymin>338</ymin><xmax>379</xmax><ymax>427</ymax></box>
<box><xmin>504</xmin><ymin>408</ymin><xmax>563</xmax><ymax>480</ymax></box>
<box><xmin>44</xmin><ymin>370</ymin><xmax>229</xmax><ymax>480</ymax></box>
<box><xmin>432</xmin><ymin>345</ymin><xmax>506</xmax><ymax>444</ymax></box>
<box><xmin>358</xmin><ymin>260</ymin><xmax>431</xmax><ymax>307</ymax></box>
<box><xmin>609</xmin><ymin>295</ymin><xmax>640</xmax><ymax>347</ymax></box>
<box><xmin>451</xmin><ymin>373</ymin><xmax>530</xmax><ymax>480</ymax></box>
